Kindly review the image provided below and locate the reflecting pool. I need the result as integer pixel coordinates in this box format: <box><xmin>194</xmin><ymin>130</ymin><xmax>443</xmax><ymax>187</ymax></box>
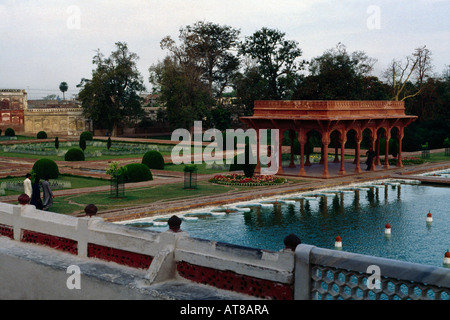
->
<box><xmin>124</xmin><ymin>180</ymin><xmax>450</xmax><ymax>267</ymax></box>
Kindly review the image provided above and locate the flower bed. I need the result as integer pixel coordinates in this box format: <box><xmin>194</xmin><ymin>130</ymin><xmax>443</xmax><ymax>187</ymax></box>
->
<box><xmin>209</xmin><ymin>174</ymin><xmax>285</xmax><ymax>186</ymax></box>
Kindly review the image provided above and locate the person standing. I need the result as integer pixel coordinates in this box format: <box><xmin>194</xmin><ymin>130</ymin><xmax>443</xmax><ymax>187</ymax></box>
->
<box><xmin>365</xmin><ymin>147</ymin><xmax>376</xmax><ymax>171</ymax></box>
<box><xmin>41</xmin><ymin>177</ymin><xmax>54</xmax><ymax>211</ymax></box>
<box><xmin>30</xmin><ymin>177</ymin><xmax>43</xmax><ymax>210</ymax></box>
<box><xmin>23</xmin><ymin>173</ymin><xmax>32</xmax><ymax>198</ymax></box>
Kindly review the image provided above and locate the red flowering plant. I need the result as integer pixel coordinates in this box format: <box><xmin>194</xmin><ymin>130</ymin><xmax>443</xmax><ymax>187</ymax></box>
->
<box><xmin>208</xmin><ymin>173</ymin><xmax>285</xmax><ymax>186</ymax></box>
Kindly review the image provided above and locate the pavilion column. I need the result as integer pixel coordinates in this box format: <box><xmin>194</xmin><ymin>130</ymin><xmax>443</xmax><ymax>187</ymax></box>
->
<box><xmin>370</xmin><ymin>129</ymin><xmax>377</xmax><ymax>171</ymax></box>
<box><xmin>320</xmin><ymin>145</ymin><xmax>324</xmax><ymax>164</ymax></box>
<box><xmin>396</xmin><ymin>126</ymin><xmax>404</xmax><ymax>168</ymax></box>
<box><xmin>334</xmin><ymin>145</ymin><xmax>339</xmax><ymax>163</ymax></box>
<box><xmin>375</xmin><ymin>136</ymin><xmax>381</xmax><ymax>165</ymax></box>
<box><xmin>321</xmin><ymin>131</ymin><xmax>331</xmax><ymax>178</ymax></box>
<box><xmin>288</xmin><ymin>130</ymin><xmax>296</xmax><ymax>168</ymax></box>
<box><xmin>255</xmin><ymin>128</ymin><xmax>261</xmax><ymax>174</ymax></box>
<box><xmin>297</xmin><ymin>129</ymin><xmax>307</xmax><ymax>175</ymax></box>
<box><xmin>305</xmin><ymin>134</ymin><xmax>311</xmax><ymax>166</ymax></box>
<box><xmin>354</xmin><ymin>130</ymin><xmax>362</xmax><ymax>173</ymax></box>
<box><xmin>339</xmin><ymin>131</ymin><xmax>347</xmax><ymax>175</ymax></box>
<box><xmin>277</xmin><ymin>130</ymin><xmax>285</xmax><ymax>175</ymax></box>
<box><xmin>383</xmin><ymin>128</ymin><xmax>391</xmax><ymax>169</ymax></box>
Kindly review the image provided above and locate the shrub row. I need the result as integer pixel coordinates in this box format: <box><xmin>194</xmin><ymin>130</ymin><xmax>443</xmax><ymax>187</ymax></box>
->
<box><xmin>25</xmin><ymin>148</ymin><xmax>165</xmax><ymax>185</ymax></box>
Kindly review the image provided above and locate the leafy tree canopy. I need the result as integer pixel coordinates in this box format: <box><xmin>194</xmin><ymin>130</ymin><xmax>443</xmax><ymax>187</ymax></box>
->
<box><xmin>239</xmin><ymin>27</ymin><xmax>305</xmax><ymax>100</ymax></box>
<box><xmin>294</xmin><ymin>43</ymin><xmax>381</xmax><ymax>100</ymax></box>
<box><xmin>77</xmin><ymin>42</ymin><xmax>145</xmax><ymax>135</ymax></box>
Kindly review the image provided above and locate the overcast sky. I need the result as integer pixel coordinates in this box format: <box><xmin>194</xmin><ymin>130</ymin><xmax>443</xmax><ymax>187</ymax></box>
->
<box><xmin>0</xmin><ymin>0</ymin><xmax>448</xmax><ymax>99</ymax></box>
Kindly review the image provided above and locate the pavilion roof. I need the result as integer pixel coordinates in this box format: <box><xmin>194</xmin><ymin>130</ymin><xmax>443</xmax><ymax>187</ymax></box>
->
<box><xmin>241</xmin><ymin>100</ymin><xmax>417</xmax><ymax>121</ymax></box>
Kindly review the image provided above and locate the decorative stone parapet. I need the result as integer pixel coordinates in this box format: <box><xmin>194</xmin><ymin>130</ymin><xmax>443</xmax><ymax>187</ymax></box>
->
<box><xmin>0</xmin><ymin>202</ymin><xmax>295</xmax><ymax>299</ymax></box>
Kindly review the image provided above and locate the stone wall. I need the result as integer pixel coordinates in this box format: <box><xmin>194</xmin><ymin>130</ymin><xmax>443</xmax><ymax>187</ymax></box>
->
<box><xmin>24</xmin><ymin>108</ymin><xmax>92</xmax><ymax>136</ymax></box>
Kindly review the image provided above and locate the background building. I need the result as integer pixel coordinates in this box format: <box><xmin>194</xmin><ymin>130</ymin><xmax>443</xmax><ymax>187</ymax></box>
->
<box><xmin>0</xmin><ymin>89</ymin><xmax>27</xmax><ymax>133</ymax></box>
<box><xmin>0</xmin><ymin>89</ymin><xmax>91</xmax><ymax>136</ymax></box>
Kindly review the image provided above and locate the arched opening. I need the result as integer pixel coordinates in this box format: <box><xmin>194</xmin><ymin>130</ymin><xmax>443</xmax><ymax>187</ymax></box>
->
<box><xmin>362</xmin><ymin>127</ymin><xmax>375</xmax><ymax>171</ymax></box>
<box><xmin>346</xmin><ymin>128</ymin><xmax>362</xmax><ymax>173</ymax></box>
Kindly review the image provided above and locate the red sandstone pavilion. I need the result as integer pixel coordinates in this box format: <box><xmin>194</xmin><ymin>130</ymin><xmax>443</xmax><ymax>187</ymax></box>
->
<box><xmin>240</xmin><ymin>100</ymin><xmax>417</xmax><ymax>178</ymax></box>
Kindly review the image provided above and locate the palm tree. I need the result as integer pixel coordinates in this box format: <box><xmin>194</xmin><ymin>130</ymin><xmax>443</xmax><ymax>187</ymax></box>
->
<box><xmin>59</xmin><ymin>82</ymin><xmax>68</xmax><ymax>101</ymax></box>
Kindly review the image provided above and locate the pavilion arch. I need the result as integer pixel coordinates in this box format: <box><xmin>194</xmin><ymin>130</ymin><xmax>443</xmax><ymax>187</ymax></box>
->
<box><xmin>375</xmin><ymin>127</ymin><xmax>388</xmax><ymax>166</ymax></box>
<box><xmin>240</xmin><ymin>100</ymin><xmax>417</xmax><ymax>178</ymax></box>
<box><xmin>330</xmin><ymin>129</ymin><xmax>347</xmax><ymax>175</ymax></box>
<box><xmin>330</xmin><ymin>129</ymin><xmax>341</xmax><ymax>163</ymax></box>
<box><xmin>388</xmin><ymin>126</ymin><xmax>403</xmax><ymax>167</ymax></box>
<box><xmin>344</xmin><ymin>128</ymin><xmax>364</xmax><ymax>173</ymax></box>
<box><xmin>304</xmin><ymin>129</ymin><xmax>322</xmax><ymax>165</ymax></box>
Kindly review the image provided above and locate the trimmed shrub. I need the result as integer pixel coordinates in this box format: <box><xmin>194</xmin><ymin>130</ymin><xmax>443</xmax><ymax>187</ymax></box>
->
<box><xmin>79</xmin><ymin>136</ymin><xmax>86</xmax><ymax>151</ymax></box>
<box><xmin>80</xmin><ymin>131</ymin><xmax>93</xmax><ymax>141</ymax></box>
<box><xmin>229</xmin><ymin>144</ymin><xmax>256</xmax><ymax>176</ymax></box>
<box><xmin>37</xmin><ymin>131</ymin><xmax>48</xmax><ymax>139</ymax></box>
<box><xmin>5</xmin><ymin>128</ymin><xmax>15</xmax><ymax>137</ymax></box>
<box><xmin>123</xmin><ymin>163</ymin><xmax>153</xmax><ymax>183</ymax></box>
<box><xmin>64</xmin><ymin>148</ymin><xmax>85</xmax><ymax>161</ymax></box>
<box><xmin>443</xmin><ymin>137</ymin><xmax>450</xmax><ymax>148</ymax></box>
<box><xmin>32</xmin><ymin>158</ymin><xmax>59</xmax><ymax>179</ymax></box>
<box><xmin>142</xmin><ymin>150</ymin><xmax>164</xmax><ymax>170</ymax></box>
<box><xmin>55</xmin><ymin>137</ymin><xmax>59</xmax><ymax>149</ymax></box>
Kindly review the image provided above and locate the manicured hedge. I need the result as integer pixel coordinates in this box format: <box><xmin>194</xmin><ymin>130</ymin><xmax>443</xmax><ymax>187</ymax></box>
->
<box><xmin>36</xmin><ymin>131</ymin><xmax>48</xmax><ymax>139</ymax></box>
<box><xmin>142</xmin><ymin>150</ymin><xmax>164</xmax><ymax>170</ymax></box>
<box><xmin>32</xmin><ymin>158</ymin><xmax>59</xmax><ymax>179</ymax></box>
<box><xmin>229</xmin><ymin>144</ymin><xmax>256</xmax><ymax>178</ymax></box>
<box><xmin>80</xmin><ymin>131</ymin><xmax>93</xmax><ymax>141</ymax></box>
<box><xmin>123</xmin><ymin>163</ymin><xmax>153</xmax><ymax>183</ymax></box>
<box><xmin>4</xmin><ymin>128</ymin><xmax>15</xmax><ymax>137</ymax></box>
<box><xmin>64</xmin><ymin>148</ymin><xmax>85</xmax><ymax>161</ymax></box>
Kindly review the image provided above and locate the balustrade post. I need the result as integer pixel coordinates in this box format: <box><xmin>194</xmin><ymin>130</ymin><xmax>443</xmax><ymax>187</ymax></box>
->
<box><xmin>294</xmin><ymin>244</ymin><xmax>315</xmax><ymax>300</ymax></box>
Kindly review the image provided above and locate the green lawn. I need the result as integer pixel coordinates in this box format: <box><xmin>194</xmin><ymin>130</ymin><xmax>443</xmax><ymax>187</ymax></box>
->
<box><xmin>0</xmin><ymin>174</ymin><xmax>109</xmax><ymax>196</ymax></box>
<box><xmin>424</xmin><ymin>152</ymin><xmax>450</xmax><ymax>162</ymax></box>
<box><xmin>49</xmin><ymin>180</ymin><xmax>258</xmax><ymax>215</ymax></box>
<box><xmin>163</xmin><ymin>162</ymin><xmax>231</xmax><ymax>174</ymax></box>
<box><xmin>0</xmin><ymin>140</ymin><xmax>175</xmax><ymax>161</ymax></box>
<box><xmin>0</xmin><ymin>140</ymin><xmax>210</xmax><ymax>162</ymax></box>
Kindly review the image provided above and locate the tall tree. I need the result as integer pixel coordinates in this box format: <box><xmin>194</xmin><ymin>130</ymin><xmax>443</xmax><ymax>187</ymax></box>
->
<box><xmin>152</xmin><ymin>21</ymin><xmax>240</xmax><ymax>129</ymax></box>
<box><xmin>77</xmin><ymin>42</ymin><xmax>145</xmax><ymax>136</ymax></box>
<box><xmin>232</xmin><ymin>65</ymin><xmax>269</xmax><ymax>116</ymax></box>
<box><xmin>239</xmin><ymin>27</ymin><xmax>304</xmax><ymax>99</ymax></box>
<box><xmin>59</xmin><ymin>82</ymin><xmax>68</xmax><ymax>101</ymax></box>
<box><xmin>149</xmin><ymin>56</ymin><xmax>212</xmax><ymax>129</ymax></box>
<box><xmin>160</xmin><ymin>21</ymin><xmax>240</xmax><ymax>99</ymax></box>
<box><xmin>383</xmin><ymin>45</ymin><xmax>433</xmax><ymax>101</ymax></box>
<box><xmin>294</xmin><ymin>43</ymin><xmax>379</xmax><ymax>100</ymax></box>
